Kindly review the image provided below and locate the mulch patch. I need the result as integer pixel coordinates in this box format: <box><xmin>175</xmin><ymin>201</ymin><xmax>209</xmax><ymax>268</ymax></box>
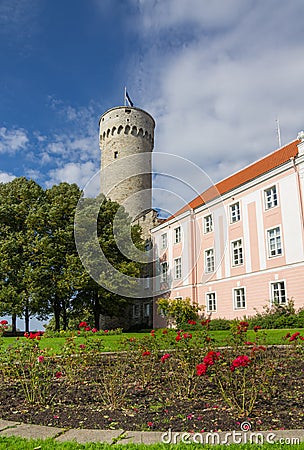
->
<box><xmin>0</xmin><ymin>348</ymin><xmax>303</xmax><ymax>433</ymax></box>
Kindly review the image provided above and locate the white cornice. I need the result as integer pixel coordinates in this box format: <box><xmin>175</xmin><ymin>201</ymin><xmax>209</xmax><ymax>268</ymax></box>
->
<box><xmin>152</xmin><ymin>154</ymin><xmax>304</xmax><ymax>233</ymax></box>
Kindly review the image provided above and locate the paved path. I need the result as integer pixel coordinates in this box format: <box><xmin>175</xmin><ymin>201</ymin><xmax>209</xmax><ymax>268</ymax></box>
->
<box><xmin>0</xmin><ymin>419</ymin><xmax>304</xmax><ymax>445</ymax></box>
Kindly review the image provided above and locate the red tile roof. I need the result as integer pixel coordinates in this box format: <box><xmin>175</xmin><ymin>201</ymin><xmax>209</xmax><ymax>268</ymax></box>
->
<box><xmin>167</xmin><ymin>139</ymin><xmax>299</xmax><ymax>220</ymax></box>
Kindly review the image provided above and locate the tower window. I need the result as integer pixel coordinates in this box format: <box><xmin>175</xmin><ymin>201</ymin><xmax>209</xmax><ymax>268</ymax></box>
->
<box><xmin>114</xmin><ymin>151</ymin><xmax>118</xmax><ymax>159</ymax></box>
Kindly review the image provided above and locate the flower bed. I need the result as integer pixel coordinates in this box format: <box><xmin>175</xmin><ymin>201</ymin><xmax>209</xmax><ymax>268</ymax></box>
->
<box><xmin>0</xmin><ymin>322</ymin><xmax>303</xmax><ymax>433</ymax></box>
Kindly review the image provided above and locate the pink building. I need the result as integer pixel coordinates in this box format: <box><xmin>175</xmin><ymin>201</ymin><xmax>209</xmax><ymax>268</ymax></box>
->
<box><xmin>152</xmin><ymin>133</ymin><xmax>304</xmax><ymax>327</ymax></box>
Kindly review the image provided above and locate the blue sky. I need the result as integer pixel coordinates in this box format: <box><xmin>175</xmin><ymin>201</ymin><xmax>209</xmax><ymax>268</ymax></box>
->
<box><xmin>2</xmin><ymin>0</ymin><xmax>304</xmax><ymax>205</ymax></box>
<box><xmin>1</xmin><ymin>0</ymin><xmax>304</xmax><ymax>328</ymax></box>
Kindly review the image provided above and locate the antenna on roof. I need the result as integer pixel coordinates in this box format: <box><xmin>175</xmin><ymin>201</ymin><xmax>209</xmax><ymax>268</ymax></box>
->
<box><xmin>276</xmin><ymin>117</ymin><xmax>282</xmax><ymax>148</ymax></box>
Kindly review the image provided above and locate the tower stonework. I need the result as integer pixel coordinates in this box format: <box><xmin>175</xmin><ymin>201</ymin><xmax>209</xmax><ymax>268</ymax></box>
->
<box><xmin>99</xmin><ymin>106</ymin><xmax>155</xmax><ymax>219</ymax></box>
<box><xmin>98</xmin><ymin>105</ymin><xmax>157</xmax><ymax>330</ymax></box>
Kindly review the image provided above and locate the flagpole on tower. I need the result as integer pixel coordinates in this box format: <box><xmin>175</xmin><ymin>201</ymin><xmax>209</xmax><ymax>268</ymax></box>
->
<box><xmin>124</xmin><ymin>87</ymin><xmax>134</xmax><ymax>107</ymax></box>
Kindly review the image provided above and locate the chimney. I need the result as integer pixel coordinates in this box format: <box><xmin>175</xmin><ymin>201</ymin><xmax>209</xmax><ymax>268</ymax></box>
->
<box><xmin>297</xmin><ymin>130</ymin><xmax>304</xmax><ymax>155</ymax></box>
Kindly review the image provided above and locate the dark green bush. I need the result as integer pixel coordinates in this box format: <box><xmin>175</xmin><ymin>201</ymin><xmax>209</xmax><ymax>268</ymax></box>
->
<box><xmin>204</xmin><ymin>300</ymin><xmax>304</xmax><ymax>331</ymax></box>
<box><xmin>208</xmin><ymin>318</ymin><xmax>231</xmax><ymax>331</ymax></box>
<box><xmin>247</xmin><ymin>299</ymin><xmax>304</xmax><ymax>329</ymax></box>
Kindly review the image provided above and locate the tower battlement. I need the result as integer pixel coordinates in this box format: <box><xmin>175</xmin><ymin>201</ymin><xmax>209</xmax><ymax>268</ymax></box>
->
<box><xmin>99</xmin><ymin>106</ymin><xmax>155</xmax><ymax>219</ymax></box>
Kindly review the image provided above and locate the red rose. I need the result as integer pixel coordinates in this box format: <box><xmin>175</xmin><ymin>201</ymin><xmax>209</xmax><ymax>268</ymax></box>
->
<box><xmin>161</xmin><ymin>353</ymin><xmax>171</xmax><ymax>363</ymax></box>
<box><xmin>289</xmin><ymin>332</ymin><xmax>300</xmax><ymax>342</ymax></box>
<box><xmin>196</xmin><ymin>363</ymin><xmax>208</xmax><ymax>376</ymax></box>
<box><xmin>230</xmin><ymin>355</ymin><xmax>251</xmax><ymax>371</ymax></box>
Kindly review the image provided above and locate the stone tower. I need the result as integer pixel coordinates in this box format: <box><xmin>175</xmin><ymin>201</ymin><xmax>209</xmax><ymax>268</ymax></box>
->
<box><xmin>99</xmin><ymin>106</ymin><xmax>155</xmax><ymax>220</ymax></box>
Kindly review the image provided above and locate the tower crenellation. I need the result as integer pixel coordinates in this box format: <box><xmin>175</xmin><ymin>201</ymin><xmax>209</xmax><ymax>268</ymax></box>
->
<box><xmin>99</xmin><ymin>106</ymin><xmax>155</xmax><ymax>219</ymax></box>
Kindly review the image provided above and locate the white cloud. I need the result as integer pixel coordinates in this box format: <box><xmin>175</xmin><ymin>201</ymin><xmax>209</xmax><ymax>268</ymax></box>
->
<box><xmin>25</xmin><ymin>169</ymin><xmax>42</xmax><ymax>181</ymax></box>
<box><xmin>0</xmin><ymin>127</ymin><xmax>29</xmax><ymax>154</ymax></box>
<box><xmin>136</xmin><ymin>0</ymin><xmax>248</xmax><ymax>32</ymax></box>
<box><xmin>0</xmin><ymin>171</ymin><xmax>16</xmax><ymax>183</ymax></box>
<box><xmin>42</xmin><ymin>99</ymin><xmax>100</xmax><ymax>165</ymax></box>
<box><xmin>130</xmin><ymin>0</ymin><xmax>304</xmax><ymax>211</ymax></box>
<box><xmin>46</xmin><ymin>161</ymin><xmax>100</xmax><ymax>193</ymax></box>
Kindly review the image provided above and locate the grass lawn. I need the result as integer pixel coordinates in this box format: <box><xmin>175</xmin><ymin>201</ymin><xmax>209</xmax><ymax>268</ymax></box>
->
<box><xmin>1</xmin><ymin>328</ymin><xmax>303</xmax><ymax>354</ymax></box>
<box><xmin>0</xmin><ymin>437</ymin><xmax>303</xmax><ymax>450</ymax></box>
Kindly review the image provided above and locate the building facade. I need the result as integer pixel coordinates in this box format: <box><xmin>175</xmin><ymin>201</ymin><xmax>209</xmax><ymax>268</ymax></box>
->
<box><xmin>152</xmin><ymin>134</ymin><xmax>304</xmax><ymax>327</ymax></box>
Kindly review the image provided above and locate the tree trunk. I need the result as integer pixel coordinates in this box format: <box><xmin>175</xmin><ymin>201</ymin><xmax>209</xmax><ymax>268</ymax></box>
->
<box><xmin>93</xmin><ymin>288</ymin><xmax>100</xmax><ymax>330</ymax></box>
<box><xmin>24</xmin><ymin>303</ymin><xmax>30</xmax><ymax>333</ymax></box>
<box><xmin>54</xmin><ymin>295</ymin><xmax>61</xmax><ymax>331</ymax></box>
<box><xmin>62</xmin><ymin>299</ymin><xmax>67</xmax><ymax>331</ymax></box>
<box><xmin>11</xmin><ymin>313</ymin><xmax>17</xmax><ymax>334</ymax></box>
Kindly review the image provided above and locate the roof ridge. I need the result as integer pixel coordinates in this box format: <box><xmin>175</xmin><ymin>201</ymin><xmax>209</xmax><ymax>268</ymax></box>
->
<box><xmin>212</xmin><ymin>138</ymin><xmax>298</xmax><ymax>188</ymax></box>
<box><xmin>163</xmin><ymin>138</ymin><xmax>299</xmax><ymax>222</ymax></box>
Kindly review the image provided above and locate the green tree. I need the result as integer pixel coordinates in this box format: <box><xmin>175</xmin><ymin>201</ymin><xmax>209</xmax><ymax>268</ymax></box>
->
<box><xmin>74</xmin><ymin>195</ymin><xmax>145</xmax><ymax>329</ymax></box>
<box><xmin>0</xmin><ymin>177</ymin><xmax>45</xmax><ymax>332</ymax></box>
<box><xmin>32</xmin><ymin>182</ymin><xmax>84</xmax><ymax>331</ymax></box>
<box><xmin>157</xmin><ymin>297</ymin><xmax>203</xmax><ymax>329</ymax></box>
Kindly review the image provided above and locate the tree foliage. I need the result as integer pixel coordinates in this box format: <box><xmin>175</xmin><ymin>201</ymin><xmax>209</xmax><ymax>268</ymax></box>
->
<box><xmin>157</xmin><ymin>297</ymin><xmax>203</xmax><ymax>329</ymax></box>
<box><xmin>0</xmin><ymin>178</ymin><xmax>145</xmax><ymax>331</ymax></box>
<box><xmin>73</xmin><ymin>194</ymin><xmax>144</xmax><ymax>329</ymax></box>
<box><xmin>0</xmin><ymin>177</ymin><xmax>45</xmax><ymax>331</ymax></box>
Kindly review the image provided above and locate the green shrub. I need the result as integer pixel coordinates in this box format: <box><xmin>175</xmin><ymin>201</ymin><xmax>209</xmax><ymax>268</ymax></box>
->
<box><xmin>208</xmin><ymin>318</ymin><xmax>231</xmax><ymax>331</ymax></box>
<box><xmin>157</xmin><ymin>297</ymin><xmax>203</xmax><ymax>329</ymax></box>
<box><xmin>248</xmin><ymin>299</ymin><xmax>304</xmax><ymax>329</ymax></box>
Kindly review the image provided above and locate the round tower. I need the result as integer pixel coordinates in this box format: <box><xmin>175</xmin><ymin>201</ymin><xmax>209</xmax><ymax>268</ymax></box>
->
<box><xmin>99</xmin><ymin>106</ymin><xmax>155</xmax><ymax>219</ymax></box>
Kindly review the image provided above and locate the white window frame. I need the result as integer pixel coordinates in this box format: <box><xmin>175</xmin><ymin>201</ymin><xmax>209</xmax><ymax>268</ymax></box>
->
<box><xmin>160</xmin><ymin>262</ymin><xmax>168</xmax><ymax>283</ymax></box>
<box><xmin>231</xmin><ymin>239</ymin><xmax>244</xmax><ymax>266</ymax></box>
<box><xmin>144</xmin><ymin>277</ymin><xmax>150</xmax><ymax>289</ymax></box>
<box><xmin>133</xmin><ymin>303</ymin><xmax>140</xmax><ymax>318</ymax></box>
<box><xmin>161</xmin><ymin>233</ymin><xmax>167</xmax><ymax>249</ymax></box>
<box><xmin>270</xmin><ymin>280</ymin><xmax>287</xmax><ymax>305</ymax></box>
<box><xmin>204</xmin><ymin>248</ymin><xmax>215</xmax><ymax>273</ymax></box>
<box><xmin>203</xmin><ymin>214</ymin><xmax>213</xmax><ymax>234</ymax></box>
<box><xmin>144</xmin><ymin>303</ymin><xmax>151</xmax><ymax>317</ymax></box>
<box><xmin>174</xmin><ymin>226</ymin><xmax>181</xmax><ymax>244</ymax></box>
<box><xmin>174</xmin><ymin>257</ymin><xmax>182</xmax><ymax>279</ymax></box>
<box><xmin>267</xmin><ymin>226</ymin><xmax>282</xmax><ymax>258</ymax></box>
<box><xmin>206</xmin><ymin>292</ymin><xmax>217</xmax><ymax>312</ymax></box>
<box><xmin>264</xmin><ymin>185</ymin><xmax>278</xmax><ymax>210</ymax></box>
<box><xmin>230</xmin><ymin>202</ymin><xmax>241</xmax><ymax>223</ymax></box>
<box><xmin>233</xmin><ymin>287</ymin><xmax>246</xmax><ymax>310</ymax></box>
